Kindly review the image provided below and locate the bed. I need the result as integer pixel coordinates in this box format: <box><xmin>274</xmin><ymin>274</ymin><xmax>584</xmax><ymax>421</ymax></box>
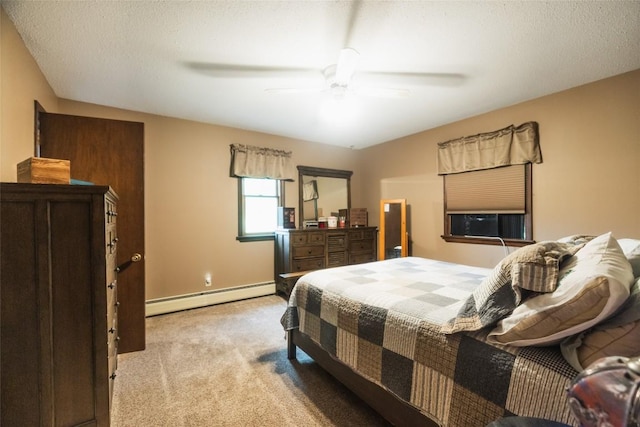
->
<box><xmin>281</xmin><ymin>233</ymin><xmax>640</xmax><ymax>427</ymax></box>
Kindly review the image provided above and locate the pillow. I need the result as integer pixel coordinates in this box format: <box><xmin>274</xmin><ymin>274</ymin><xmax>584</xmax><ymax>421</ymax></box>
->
<box><xmin>557</xmin><ymin>234</ymin><xmax>596</xmax><ymax>246</ymax></box>
<box><xmin>561</xmin><ymin>277</ymin><xmax>640</xmax><ymax>371</ymax></box>
<box><xmin>487</xmin><ymin>232</ymin><xmax>634</xmax><ymax>346</ymax></box>
<box><xmin>441</xmin><ymin>241</ymin><xmax>581</xmax><ymax>334</ymax></box>
<box><xmin>618</xmin><ymin>238</ymin><xmax>640</xmax><ymax>277</ymax></box>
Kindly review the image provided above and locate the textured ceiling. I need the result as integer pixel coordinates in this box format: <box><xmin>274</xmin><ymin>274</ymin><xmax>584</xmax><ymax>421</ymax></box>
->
<box><xmin>3</xmin><ymin>1</ymin><xmax>640</xmax><ymax>149</ymax></box>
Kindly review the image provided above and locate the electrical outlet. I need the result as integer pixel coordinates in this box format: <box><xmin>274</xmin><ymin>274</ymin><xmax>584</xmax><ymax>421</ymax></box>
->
<box><xmin>204</xmin><ymin>273</ymin><xmax>212</xmax><ymax>286</ymax></box>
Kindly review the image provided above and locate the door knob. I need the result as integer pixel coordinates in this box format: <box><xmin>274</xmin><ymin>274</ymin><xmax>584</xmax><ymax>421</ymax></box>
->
<box><xmin>131</xmin><ymin>253</ymin><xmax>142</xmax><ymax>262</ymax></box>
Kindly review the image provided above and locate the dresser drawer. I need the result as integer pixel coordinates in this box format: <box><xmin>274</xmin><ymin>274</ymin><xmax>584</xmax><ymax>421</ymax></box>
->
<box><xmin>108</xmin><ymin>351</ymin><xmax>117</xmax><ymax>407</ymax></box>
<box><xmin>328</xmin><ymin>251</ymin><xmax>347</xmax><ymax>267</ymax></box>
<box><xmin>105</xmin><ymin>198</ymin><xmax>117</xmax><ymax>226</ymax></box>
<box><xmin>107</xmin><ymin>282</ymin><xmax>117</xmax><ymax>318</ymax></box>
<box><xmin>108</xmin><ymin>351</ymin><xmax>117</xmax><ymax>380</ymax></box>
<box><xmin>292</xmin><ymin>245</ymin><xmax>325</xmax><ymax>259</ymax></box>
<box><xmin>108</xmin><ymin>324</ymin><xmax>118</xmax><ymax>355</ymax></box>
<box><xmin>327</xmin><ymin>233</ymin><xmax>347</xmax><ymax>251</ymax></box>
<box><xmin>106</xmin><ymin>227</ymin><xmax>118</xmax><ymax>255</ymax></box>
<box><xmin>293</xmin><ymin>257</ymin><xmax>325</xmax><ymax>271</ymax></box>
<box><xmin>291</xmin><ymin>232</ymin><xmax>325</xmax><ymax>245</ymax></box>
<box><xmin>350</xmin><ymin>239</ymin><xmax>375</xmax><ymax>253</ymax></box>
<box><xmin>106</xmin><ymin>258</ymin><xmax>117</xmax><ymax>286</ymax></box>
<box><xmin>350</xmin><ymin>229</ymin><xmax>376</xmax><ymax>240</ymax></box>
<box><xmin>350</xmin><ymin>252</ymin><xmax>376</xmax><ymax>264</ymax></box>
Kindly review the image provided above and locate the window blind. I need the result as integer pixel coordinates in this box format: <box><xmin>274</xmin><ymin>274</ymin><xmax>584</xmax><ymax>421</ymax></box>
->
<box><xmin>445</xmin><ymin>164</ymin><xmax>525</xmax><ymax>213</ymax></box>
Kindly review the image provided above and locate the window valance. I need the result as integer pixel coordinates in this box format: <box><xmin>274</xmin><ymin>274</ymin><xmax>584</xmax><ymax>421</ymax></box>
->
<box><xmin>303</xmin><ymin>180</ymin><xmax>318</xmax><ymax>201</ymax></box>
<box><xmin>437</xmin><ymin>122</ymin><xmax>541</xmax><ymax>175</ymax></box>
<box><xmin>230</xmin><ymin>144</ymin><xmax>295</xmax><ymax>181</ymax></box>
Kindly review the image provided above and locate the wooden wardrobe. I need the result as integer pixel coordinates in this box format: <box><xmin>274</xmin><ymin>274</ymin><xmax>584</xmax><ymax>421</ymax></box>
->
<box><xmin>1</xmin><ymin>183</ymin><xmax>118</xmax><ymax>426</ymax></box>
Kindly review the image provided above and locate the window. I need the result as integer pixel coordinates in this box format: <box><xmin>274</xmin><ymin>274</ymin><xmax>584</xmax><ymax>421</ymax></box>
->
<box><xmin>442</xmin><ymin>164</ymin><xmax>533</xmax><ymax>247</ymax></box>
<box><xmin>237</xmin><ymin>177</ymin><xmax>284</xmax><ymax>242</ymax></box>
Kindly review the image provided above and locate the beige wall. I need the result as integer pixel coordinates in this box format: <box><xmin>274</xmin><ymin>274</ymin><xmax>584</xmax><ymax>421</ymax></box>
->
<box><xmin>360</xmin><ymin>69</ymin><xmax>640</xmax><ymax>268</ymax></box>
<box><xmin>1</xmin><ymin>8</ymin><xmax>58</xmax><ymax>180</ymax></box>
<box><xmin>3</xmin><ymin>8</ymin><xmax>639</xmax><ymax>300</ymax></box>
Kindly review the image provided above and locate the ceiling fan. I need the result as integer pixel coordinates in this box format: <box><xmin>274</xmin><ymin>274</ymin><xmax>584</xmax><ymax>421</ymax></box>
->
<box><xmin>264</xmin><ymin>48</ymin><xmax>410</xmax><ymax>99</ymax></box>
<box><xmin>186</xmin><ymin>48</ymin><xmax>465</xmax><ymax>99</ymax></box>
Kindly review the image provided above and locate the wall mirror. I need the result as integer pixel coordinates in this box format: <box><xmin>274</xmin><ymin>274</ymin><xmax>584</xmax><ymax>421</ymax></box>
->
<box><xmin>379</xmin><ymin>199</ymin><xmax>408</xmax><ymax>259</ymax></box>
<box><xmin>297</xmin><ymin>165</ymin><xmax>352</xmax><ymax>228</ymax></box>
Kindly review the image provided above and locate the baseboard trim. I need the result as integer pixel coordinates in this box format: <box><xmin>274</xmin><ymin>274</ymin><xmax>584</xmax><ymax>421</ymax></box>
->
<box><xmin>145</xmin><ymin>282</ymin><xmax>276</xmax><ymax>317</ymax></box>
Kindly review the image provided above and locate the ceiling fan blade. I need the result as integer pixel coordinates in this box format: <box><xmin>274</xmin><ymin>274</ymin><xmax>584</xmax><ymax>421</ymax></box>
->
<box><xmin>354</xmin><ymin>86</ymin><xmax>410</xmax><ymax>99</ymax></box>
<box><xmin>264</xmin><ymin>87</ymin><xmax>325</xmax><ymax>94</ymax></box>
<box><xmin>185</xmin><ymin>61</ymin><xmax>322</xmax><ymax>80</ymax></box>
<box><xmin>335</xmin><ymin>48</ymin><xmax>360</xmax><ymax>86</ymax></box>
<box><xmin>358</xmin><ymin>71</ymin><xmax>466</xmax><ymax>87</ymax></box>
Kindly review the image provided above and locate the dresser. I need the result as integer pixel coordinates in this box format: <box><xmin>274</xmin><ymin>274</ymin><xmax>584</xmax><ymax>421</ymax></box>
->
<box><xmin>0</xmin><ymin>183</ymin><xmax>118</xmax><ymax>426</ymax></box>
<box><xmin>274</xmin><ymin>227</ymin><xmax>377</xmax><ymax>297</ymax></box>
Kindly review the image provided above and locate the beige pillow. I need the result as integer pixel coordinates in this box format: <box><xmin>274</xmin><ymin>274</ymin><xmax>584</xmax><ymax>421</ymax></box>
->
<box><xmin>487</xmin><ymin>232</ymin><xmax>634</xmax><ymax>346</ymax></box>
<box><xmin>618</xmin><ymin>238</ymin><xmax>640</xmax><ymax>277</ymax></box>
<box><xmin>564</xmin><ymin>321</ymin><xmax>640</xmax><ymax>371</ymax></box>
<box><xmin>441</xmin><ymin>241</ymin><xmax>579</xmax><ymax>334</ymax></box>
<box><xmin>561</xmin><ymin>276</ymin><xmax>640</xmax><ymax>371</ymax></box>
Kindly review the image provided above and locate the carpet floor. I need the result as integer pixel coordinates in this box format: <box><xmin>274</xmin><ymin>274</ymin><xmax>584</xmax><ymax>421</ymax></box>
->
<box><xmin>111</xmin><ymin>295</ymin><xmax>390</xmax><ymax>426</ymax></box>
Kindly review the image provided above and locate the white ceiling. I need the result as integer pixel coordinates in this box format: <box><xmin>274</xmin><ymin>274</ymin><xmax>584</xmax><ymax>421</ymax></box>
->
<box><xmin>4</xmin><ymin>1</ymin><xmax>640</xmax><ymax>149</ymax></box>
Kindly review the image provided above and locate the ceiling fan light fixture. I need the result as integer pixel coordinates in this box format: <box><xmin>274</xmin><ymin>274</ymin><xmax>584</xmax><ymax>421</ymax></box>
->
<box><xmin>319</xmin><ymin>95</ymin><xmax>360</xmax><ymax>126</ymax></box>
<box><xmin>334</xmin><ymin>48</ymin><xmax>360</xmax><ymax>86</ymax></box>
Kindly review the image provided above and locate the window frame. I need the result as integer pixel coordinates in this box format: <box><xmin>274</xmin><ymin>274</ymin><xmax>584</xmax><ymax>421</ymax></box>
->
<box><xmin>441</xmin><ymin>163</ymin><xmax>534</xmax><ymax>247</ymax></box>
<box><xmin>236</xmin><ymin>177</ymin><xmax>285</xmax><ymax>242</ymax></box>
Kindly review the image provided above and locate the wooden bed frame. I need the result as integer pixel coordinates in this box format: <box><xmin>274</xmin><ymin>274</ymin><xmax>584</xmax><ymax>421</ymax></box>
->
<box><xmin>287</xmin><ymin>329</ymin><xmax>438</xmax><ymax>427</ymax></box>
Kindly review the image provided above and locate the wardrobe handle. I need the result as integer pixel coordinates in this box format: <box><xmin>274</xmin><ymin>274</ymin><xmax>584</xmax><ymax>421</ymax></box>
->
<box><xmin>116</xmin><ymin>253</ymin><xmax>143</xmax><ymax>273</ymax></box>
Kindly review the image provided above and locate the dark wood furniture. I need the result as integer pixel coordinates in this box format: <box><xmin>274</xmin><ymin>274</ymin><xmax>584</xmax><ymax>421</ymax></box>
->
<box><xmin>1</xmin><ymin>183</ymin><xmax>118</xmax><ymax>426</ymax></box>
<box><xmin>274</xmin><ymin>227</ymin><xmax>377</xmax><ymax>297</ymax></box>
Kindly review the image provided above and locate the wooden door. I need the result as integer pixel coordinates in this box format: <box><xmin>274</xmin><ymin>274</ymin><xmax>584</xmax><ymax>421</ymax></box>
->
<box><xmin>39</xmin><ymin>111</ymin><xmax>145</xmax><ymax>353</ymax></box>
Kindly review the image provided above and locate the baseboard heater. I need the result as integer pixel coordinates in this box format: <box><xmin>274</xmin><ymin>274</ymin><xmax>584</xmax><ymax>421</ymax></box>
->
<box><xmin>145</xmin><ymin>281</ymin><xmax>275</xmax><ymax>317</ymax></box>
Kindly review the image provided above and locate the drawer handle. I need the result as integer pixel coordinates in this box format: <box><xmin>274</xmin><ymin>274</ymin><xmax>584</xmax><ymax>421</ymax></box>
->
<box><xmin>116</xmin><ymin>253</ymin><xmax>143</xmax><ymax>273</ymax></box>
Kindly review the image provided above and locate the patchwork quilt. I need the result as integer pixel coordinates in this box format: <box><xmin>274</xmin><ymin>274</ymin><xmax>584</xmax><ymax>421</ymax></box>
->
<box><xmin>281</xmin><ymin>257</ymin><xmax>579</xmax><ymax>427</ymax></box>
